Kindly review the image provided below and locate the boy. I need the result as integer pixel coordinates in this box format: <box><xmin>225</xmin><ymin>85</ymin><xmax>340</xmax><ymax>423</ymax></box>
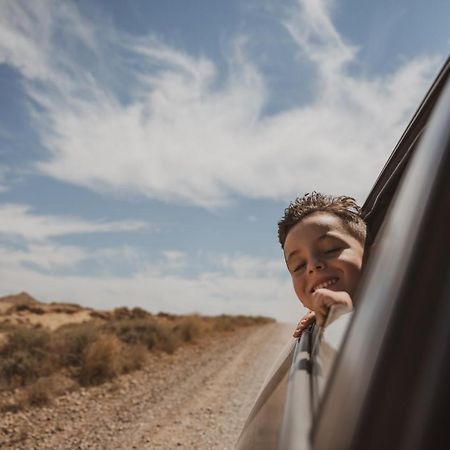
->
<box><xmin>277</xmin><ymin>192</ymin><xmax>366</xmax><ymax>337</ymax></box>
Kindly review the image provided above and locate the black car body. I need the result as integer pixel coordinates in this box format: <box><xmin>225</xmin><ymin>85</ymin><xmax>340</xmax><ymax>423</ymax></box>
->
<box><xmin>236</xmin><ymin>56</ymin><xmax>450</xmax><ymax>450</ymax></box>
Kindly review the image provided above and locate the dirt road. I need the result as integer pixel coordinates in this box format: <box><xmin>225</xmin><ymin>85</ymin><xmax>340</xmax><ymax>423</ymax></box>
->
<box><xmin>1</xmin><ymin>323</ymin><xmax>293</xmax><ymax>449</ymax></box>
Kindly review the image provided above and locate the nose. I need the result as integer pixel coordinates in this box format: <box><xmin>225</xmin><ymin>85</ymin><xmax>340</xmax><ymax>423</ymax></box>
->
<box><xmin>308</xmin><ymin>256</ymin><xmax>325</xmax><ymax>273</ymax></box>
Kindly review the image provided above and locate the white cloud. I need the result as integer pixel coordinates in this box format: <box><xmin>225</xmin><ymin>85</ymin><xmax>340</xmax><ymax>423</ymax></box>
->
<box><xmin>0</xmin><ymin>203</ymin><xmax>148</xmax><ymax>241</ymax></box>
<box><xmin>219</xmin><ymin>254</ymin><xmax>285</xmax><ymax>278</ymax></box>
<box><xmin>0</xmin><ymin>243</ymin><xmax>88</xmax><ymax>270</ymax></box>
<box><xmin>0</xmin><ymin>241</ymin><xmax>144</xmax><ymax>273</ymax></box>
<box><xmin>0</xmin><ymin>0</ymin><xmax>440</xmax><ymax>208</ymax></box>
<box><xmin>284</xmin><ymin>0</ymin><xmax>357</xmax><ymax>75</ymax></box>
<box><xmin>162</xmin><ymin>250</ymin><xmax>187</xmax><ymax>270</ymax></box>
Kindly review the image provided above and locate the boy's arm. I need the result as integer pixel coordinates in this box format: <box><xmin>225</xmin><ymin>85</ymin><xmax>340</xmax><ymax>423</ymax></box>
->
<box><xmin>293</xmin><ymin>290</ymin><xmax>353</xmax><ymax>337</ymax></box>
<box><xmin>311</xmin><ymin>289</ymin><xmax>353</xmax><ymax>327</ymax></box>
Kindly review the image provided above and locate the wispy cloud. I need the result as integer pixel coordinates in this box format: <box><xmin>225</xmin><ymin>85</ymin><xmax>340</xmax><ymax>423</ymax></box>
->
<box><xmin>0</xmin><ymin>0</ymin><xmax>440</xmax><ymax>207</ymax></box>
<box><xmin>0</xmin><ymin>243</ymin><xmax>89</xmax><ymax>270</ymax></box>
<box><xmin>0</xmin><ymin>241</ymin><xmax>144</xmax><ymax>273</ymax></box>
<box><xmin>284</xmin><ymin>0</ymin><xmax>357</xmax><ymax>75</ymax></box>
<box><xmin>0</xmin><ymin>203</ymin><xmax>148</xmax><ymax>241</ymax></box>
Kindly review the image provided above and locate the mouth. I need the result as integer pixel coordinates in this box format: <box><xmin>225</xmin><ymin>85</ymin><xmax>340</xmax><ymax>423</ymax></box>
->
<box><xmin>311</xmin><ymin>277</ymin><xmax>339</xmax><ymax>293</ymax></box>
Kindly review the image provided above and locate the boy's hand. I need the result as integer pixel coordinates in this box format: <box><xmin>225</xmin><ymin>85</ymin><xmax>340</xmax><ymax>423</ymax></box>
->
<box><xmin>312</xmin><ymin>289</ymin><xmax>353</xmax><ymax>327</ymax></box>
<box><xmin>293</xmin><ymin>310</ymin><xmax>315</xmax><ymax>338</ymax></box>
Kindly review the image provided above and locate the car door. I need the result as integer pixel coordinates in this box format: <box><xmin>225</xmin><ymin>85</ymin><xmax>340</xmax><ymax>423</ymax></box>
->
<box><xmin>312</xmin><ymin>57</ymin><xmax>450</xmax><ymax>450</ymax></box>
<box><xmin>236</xmin><ymin>56</ymin><xmax>450</xmax><ymax>450</ymax></box>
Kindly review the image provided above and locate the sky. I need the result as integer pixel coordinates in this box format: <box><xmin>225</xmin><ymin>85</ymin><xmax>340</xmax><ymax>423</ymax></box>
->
<box><xmin>0</xmin><ymin>0</ymin><xmax>448</xmax><ymax>322</ymax></box>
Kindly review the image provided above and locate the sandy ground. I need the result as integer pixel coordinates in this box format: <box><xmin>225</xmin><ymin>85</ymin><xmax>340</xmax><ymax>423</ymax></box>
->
<box><xmin>15</xmin><ymin>310</ymin><xmax>94</xmax><ymax>330</ymax></box>
<box><xmin>1</xmin><ymin>322</ymin><xmax>293</xmax><ymax>450</ymax></box>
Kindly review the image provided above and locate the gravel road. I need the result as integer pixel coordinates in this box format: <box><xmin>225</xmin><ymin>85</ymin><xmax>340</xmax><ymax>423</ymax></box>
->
<box><xmin>1</xmin><ymin>323</ymin><xmax>293</xmax><ymax>449</ymax></box>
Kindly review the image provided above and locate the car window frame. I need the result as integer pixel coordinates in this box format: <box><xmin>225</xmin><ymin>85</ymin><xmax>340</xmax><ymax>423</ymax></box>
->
<box><xmin>311</xmin><ymin>60</ymin><xmax>450</xmax><ymax>450</ymax></box>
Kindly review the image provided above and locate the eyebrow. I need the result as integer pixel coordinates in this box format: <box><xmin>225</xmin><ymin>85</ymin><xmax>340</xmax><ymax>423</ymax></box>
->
<box><xmin>285</xmin><ymin>249</ymin><xmax>299</xmax><ymax>263</ymax></box>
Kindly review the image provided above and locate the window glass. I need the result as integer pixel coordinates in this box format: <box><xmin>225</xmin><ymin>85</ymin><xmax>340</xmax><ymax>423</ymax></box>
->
<box><xmin>311</xmin><ymin>309</ymin><xmax>354</xmax><ymax>414</ymax></box>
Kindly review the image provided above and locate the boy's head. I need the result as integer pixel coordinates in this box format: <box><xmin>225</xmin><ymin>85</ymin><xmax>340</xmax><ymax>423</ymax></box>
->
<box><xmin>278</xmin><ymin>192</ymin><xmax>366</xmax><ymax>310</ymax></box>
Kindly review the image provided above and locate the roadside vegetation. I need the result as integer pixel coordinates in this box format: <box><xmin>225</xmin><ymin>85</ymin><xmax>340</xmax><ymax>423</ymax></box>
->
<box><xmin>0</xmin><ymin>306</ymin><xmax>274</xmax><ymax>411</ymax></box>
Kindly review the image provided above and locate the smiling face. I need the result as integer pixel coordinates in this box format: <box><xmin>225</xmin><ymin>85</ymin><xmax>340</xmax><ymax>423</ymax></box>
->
<box><xmin>283</xmin><ymin>212</ymin><xmax>364</xmax><ymax>310</ymax></box>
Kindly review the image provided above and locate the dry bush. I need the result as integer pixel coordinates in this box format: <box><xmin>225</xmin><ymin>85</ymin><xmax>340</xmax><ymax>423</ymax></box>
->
<box><xmin>105</xmin><ymin>318</ymin><xmax>178</xmax><ymax>354</ymax></box>
<box><xmin>49</xmin><ymin>302</ymin><xmax>82</xmax><ymax>314</ymax></box>
<box><xmin>11</xmin><ymin>303</ymin><xmax>45</xmax><ymax>314</ymax></box>
<box><xmin>50</xmin><ymin>301</ymin><xmax>82</xmax><ymax>308</ymax></box>
<box><xmin>173</xmin><ymin>315</ymin><xmax>204</xmax><ymax>342</ymax></box>
<box><xmin>112</xmin><ymin>306</ymin><xmax>151</xmax><ymax>320</ymax></box>
<box><xmin>214</xmin><ymin>315</ymin><xmax>236</xmax><ymax>332</ymax></box>
<box><xmin>120</xmin><ymin>344</ymin><xmax>148</xmax><ymax>373</ymax></box>
<box><xmin>0</xmin><ymin>322</ymin><xmax>16</xmax><ymax>333</ymax></box>
<box><xmin>79</xmin><ymin>334</ymin><xmax>122</xmax><ymax>386</ymax></box>
<box><xmin>209</xmin><ymin>314</ymin><xmax>275</xmax><ymax>332</ymax></box>
<box><xmin>1</xmin><ymin>372</ymin><xmax>77</xmax><ymax>411</ymax></box>
<box><xmin>251</xmin><ymin>315</ymin><xmax>275</xmax><ymax>325</ymax></box>
<box><xmin>89</xmin><ymin>310</ymin><xmax>111</xmax><ymax>320</ymax></box>
<box><xmin>53</xmin><ymin>322</ymin><xmax>99</xmax><ymax>368</ymax></box>
<box><xmin>0</xmin><ymin>326</ymin><xmax>53</xmax><ymax>387</ymax></box>
<box><xmin>131</xmin><ymin>307</ymin><xmax>150</xmax><ymax>318</ymax></box>
<box><xmin>157</xmin><ymin>312</ymin><xmax>178</xmax><ymax>321</ymax></box>
<box><xmin>23</xmin><ymin>377</ymin><xmax>55</xmax><ymax>407</ymax></box>
<box><xmin>112</xmin><ymin>307</ymin><xmax>132</xmax><ymax>320</ymax></box>
<box><xmin>50</xmin><ymin>306</ymin><xmax>77</xmax><ymax>314</ymax></box>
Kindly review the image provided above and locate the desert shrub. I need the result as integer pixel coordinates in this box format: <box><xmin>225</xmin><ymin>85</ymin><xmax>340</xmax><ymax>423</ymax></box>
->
<box><xmin>23</xmin><ymin>377</ymin><xmax>54</xmax><ymax>406</ymax></box>
<box><xmin>106</xmin><ymin>318</ymin><xmax>178</xmax><ymax>354</ymax></box>
<box><xmin>0</xmin><ymin>322</ymin><xmax>16</xmax><ymax>333</ymax></box>
<box><xmin>112</xmin><ymin>307</ymin><xmax>132</xmax><ymax>320</ymax></box>
<box><xmin>50</xmin><ymin>301</ymin><xmax>81</xmax><ymax>308</ymax></box>
<box><xmin>50</xmin><ymin>306</ymin><xmax>77</xmax><ymax>314</ymax></box>
<box><xmin>251</xmin><ymin>315</ymin><xmax>275</xmax><ymax>325</ymax></box>
<box><xmin>208</xmin><ymin>314</ymin><xmax>274</xmax><ymax>332</ymax></box>
<box><xmin>157</xmin><ymin>312</ymin><xmax>178</xmax><ymax>321</ymax></box>
<box><xmin>112</xmin><ymin>306</ymin><xmax>150</xmax><ymax>320</ymax></box>
<box><xmin>3</xmin><ymin>327</ymin><xmax>51</xmax><ymax>354</ymax></box>
<box><xmin>53</xmin><ymin>322</ymin><xmax>99</xmax><ymax>367</ymax></box>
<box><xmin>49</xmin><ymin>302</ymin><xmax>82</xmax><ymax>314</ymax></box>
<box><xmin>214</xmin><ymin>315</ymin><xmax>236</xmax><ymax>332</ymax></box>
<box><xmin>0</xmin><ymin>327</ymin><xmax>53</xmax><ymax>386</ymax></box>
<box><xmin>173</xmin><ymin>316</ymin><xmax>203</xmax><ymax>342</ymax></box>
<box><xmin>131</xmin><ymin>307</ymin><xmax>150</xmax><ymax>319</ymax></box>
<box><xmin>13</xmin><ymin>304</ymin><xmax>45</xmax><ymax>314</ymax></box>
<box><xmin>120</xmin><ymin>344</ymin><xmax>148</xmax><ymax>373</ymax></box>
<box><xmin>89</xmin><ymin>310</ymin><xmax>111</xmax><ymax>320</ymax></box>
<box><xmin>79</xmin><ymin>334</ymin><xmax>122</xmax><ymax>386</ymax></box>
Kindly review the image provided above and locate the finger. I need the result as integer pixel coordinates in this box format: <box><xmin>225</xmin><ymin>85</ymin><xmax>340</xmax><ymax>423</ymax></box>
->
<box><xmin>293</xmin><ymin>310</ymin><xmax>317</xmax><ymax>337</ymax></box>
<box><xmin>293</xmin><ymin>318</ymin><xmax>311</xmax><ymax>338</ymax></box>
<box><xmin>293</xmin><ymin>326</ymin><xmax>304</xmax><ymax>337</ymax></box>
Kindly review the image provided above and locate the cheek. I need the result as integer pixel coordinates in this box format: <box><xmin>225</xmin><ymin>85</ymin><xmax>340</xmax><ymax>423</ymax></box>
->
<box><xmin>292</xmin><ymin>276</ymin><xmax>313</xmax><ymax>309</ymax></box>
<box><xmin>339</xmin><ymin>258</ymin><xmax>362</xmax><ymax>292</ymax></box>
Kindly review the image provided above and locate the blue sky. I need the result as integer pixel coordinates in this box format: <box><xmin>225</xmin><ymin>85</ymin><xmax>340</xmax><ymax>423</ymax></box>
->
<box><xmin>0</xmin><ymin>0</ymin><xmax>448</xmax><ymax>321</ymax></box>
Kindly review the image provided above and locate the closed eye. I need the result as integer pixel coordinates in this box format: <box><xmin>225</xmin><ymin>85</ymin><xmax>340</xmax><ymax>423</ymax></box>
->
<box><xmin>324</xmin><ymin>247</ymin><xmax>342</xmax><ymax>254</ymax></box>
<box><xmin>293</xmin><ymin>262</ymin><xmax>306</xmax><ymax>272</ymax></box>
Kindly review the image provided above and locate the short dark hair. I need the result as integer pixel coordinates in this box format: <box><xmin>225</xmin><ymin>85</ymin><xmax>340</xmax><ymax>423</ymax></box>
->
<box><xmin>278</xmin><ymin>192</ymin><xmax>366</xmax><ymax>248</ymax></box>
